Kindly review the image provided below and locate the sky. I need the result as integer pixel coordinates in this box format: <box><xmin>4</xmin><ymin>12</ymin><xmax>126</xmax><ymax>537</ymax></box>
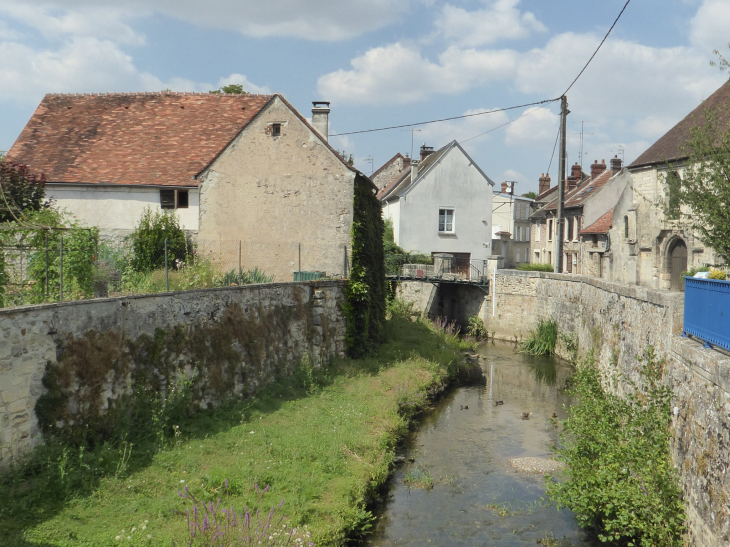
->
<box><xmin>0</xmin><ymin>0</ymin><xmax>728</xmax><ymax>195</ymax></box>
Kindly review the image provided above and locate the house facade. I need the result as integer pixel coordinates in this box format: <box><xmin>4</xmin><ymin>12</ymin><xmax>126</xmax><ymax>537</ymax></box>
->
<box><xmin>491</xmin><ymin>184</ymin><xmax>533</xmax><ymax>268</ymax></box>
<box><xmin>379</xmin><ymin>142</ymin><xmax>494</xmax><ymax>267</ymax></box>
<box><xmin>7</xmin><ymin>92</ymin><xmax>365</xmax><ymax>279</ymax></box>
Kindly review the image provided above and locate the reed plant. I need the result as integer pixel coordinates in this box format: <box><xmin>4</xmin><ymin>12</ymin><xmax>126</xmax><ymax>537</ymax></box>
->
<box><xmin>520</xmin><ymin>318</ymin><xmax>558</xmax><ymax>356</ymax></box>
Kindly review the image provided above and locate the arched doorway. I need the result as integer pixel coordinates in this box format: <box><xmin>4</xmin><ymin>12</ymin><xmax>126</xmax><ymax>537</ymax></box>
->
<box><xmin>669</xmin><ymin>239</ymin><xmax>687</xmax><ymax>291</ymax></box>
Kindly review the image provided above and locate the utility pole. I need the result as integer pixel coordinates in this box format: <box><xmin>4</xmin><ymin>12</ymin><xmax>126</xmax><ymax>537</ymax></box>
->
<box><xmin>554</xmin><ymin>95</ymin><xmax>569</xmax><ymax>273</ymax></box>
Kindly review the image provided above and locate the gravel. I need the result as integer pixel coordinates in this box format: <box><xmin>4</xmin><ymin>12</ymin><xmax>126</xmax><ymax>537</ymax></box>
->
<box><xmin>507</xmin><ymin>457</ymin><xmax>566</xmax><ymax>474</ymax></box>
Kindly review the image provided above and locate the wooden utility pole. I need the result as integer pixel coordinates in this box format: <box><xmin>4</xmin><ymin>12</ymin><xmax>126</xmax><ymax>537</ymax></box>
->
<box><xmin>554</xmin><ymin>95</ymin><xmax>569</xmax><ymax>273</ymax></box>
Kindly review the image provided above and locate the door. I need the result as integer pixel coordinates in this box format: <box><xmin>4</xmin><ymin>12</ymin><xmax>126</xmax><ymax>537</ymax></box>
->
<box><xmin>670</xmin><ymin>240</ymin><xmax>687</xmax><ymax>291</ymax></box>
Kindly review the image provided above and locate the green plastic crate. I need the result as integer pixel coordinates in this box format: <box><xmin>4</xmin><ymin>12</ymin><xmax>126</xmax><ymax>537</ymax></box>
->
<box><xmin>293</xmin><ymin>271</ymin><xmax>326</xmax><ymax>281</ymax></box>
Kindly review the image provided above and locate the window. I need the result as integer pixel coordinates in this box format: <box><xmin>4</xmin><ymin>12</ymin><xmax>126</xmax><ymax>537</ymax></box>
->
<box><xmin>516</xmin><ymin>249</ymin><xmax>521</xmax><ymax>263</ymax></box>
<box><xmin>535</xmin><ymin>223</ymin><xmax>541</xmax><ymax>242</ymax></box>
<box><xmin>534</xmin><ymin>250</ymin><xmax>540</xmax><ymax>262</ymax></box>
<box><xmin>548</xmin><ymin>219</ymin><xmax>553</xmax><ymax>241</ymax></box>
<box><xmin>438</xmin><ymin>208</ymin><xmax>454</xmax><ymax>233</ymax></box>
<box><xmin>271</xmin><ymin>123</ymin><xmax>281</xmax><ymax>137</ymax></box>
<box><xmin>160</xmin><ymin>189</ymin><xmax>189</xmax><ymax>210</ymax></box>
<box><xmin>526</xmin><ymin>226</ymin><xmax>530</xmax><ymax>242</ymax></box>
<box><xmin>667</xmin><ymin>171</ymin><xmax>681</xmax><ymax>220</ymax></box>
<box><xmin>177</xmin><ymin>190</ymin><xmax>189</xmax><ymax>209</ymax></box>
<box><xmin>566</xmin><ymin>218</ymin><xmax>573</xmax><ymax>242</ymax></box>
<box><xmin>575</xmin><ymin>217</ymin><xmax>581</xmax><ymax>240</ymax></box>
<box><xmin>160</xmin><ymin>189</ymin><xmax>175</xmax><ymax>209</ymax></box>
<box><xmin>516</xmin><ymin>226</ymin><xmax>521</xmax><ymax>242</ymax></box>
<box><xmin>624</xmin><ymin>215</ymin><xmax>629</xmax><ymax>239</ymax></box>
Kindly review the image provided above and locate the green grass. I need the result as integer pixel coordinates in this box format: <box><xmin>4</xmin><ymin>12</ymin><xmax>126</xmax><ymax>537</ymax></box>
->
<box><xmin>516</xmin><ymin>263</ymin><xmax>554</xmax><ymax>272</ymax></box>
<box><xmin>1</xmin><ymin>319</ymin><xmax>464</xmax><ymax>547</ymax></box>
<box><xmin>402</xmin><ymin>466</ymin><xmax>434</xmax><ymax>490</ymax></box>
<box><xmin>520</xmin><ymin>318</ymin><xmax>559</xmax><ymax>356</ymax></box>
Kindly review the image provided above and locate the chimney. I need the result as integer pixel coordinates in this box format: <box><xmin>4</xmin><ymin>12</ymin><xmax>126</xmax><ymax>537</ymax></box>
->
<box><xmin>402</xmin><ymin>154</ymin><xmax>411</xmax><ymax>170</ymax></box>
<box><xmin>567</xmin><ymin>162</ymin><xmax>582</xmax><ymax>191</ymax></box>
<box><xmin>501</xmin><ymin>181</ymin><xmax>509</xmax><ymax>193</ymax></box>
<box><xmin>411</xmin><ymin>159</ymin><xmax>419</xmax><ymax>182</ymax></box>
<box><xmin>311</xmin><ymin>101</ymin><xmax>330</xmax><ymax>142</ymax></box>
<box><xmin>538</xmin><ymin>173</ymin><xmax>551</xmax><ymax>196</ymax></box>
<box><xmin>590</xmin><ymin>159</ymin><xmax>607</xmax><ymax>180</ymax></box>
<box><xmin>610</xmin><ymin>155</ymin><xmax>622</xmax><ymax>175</ymax></box>
<box><xmin>420</xmin><ymin>144</ymin><xmax>435</xmax><ymax>161</ymax></box>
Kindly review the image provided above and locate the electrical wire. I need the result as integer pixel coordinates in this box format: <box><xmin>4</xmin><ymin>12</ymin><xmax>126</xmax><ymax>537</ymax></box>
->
<box><xmin>461</xmin><ymin>105</ymin><xmax>552</xmax><ymax>144</ymax></box>
<box><xmin>546</xmin><ymin>124</ymin><xmax>561</xmax><ymax>178</ymax></box>
<box><xmin>562</xmin><ymin>0</ymin><xmax>632</xmax><ymax>96</ymax></box>
<box><xmin>329</xmin><ymin>99</ymin><xmax>558</xmax><ymax>137</ymax></box>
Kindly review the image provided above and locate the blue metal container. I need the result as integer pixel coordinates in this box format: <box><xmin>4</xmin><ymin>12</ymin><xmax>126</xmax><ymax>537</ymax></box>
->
<box><xmin>683</xmin><ymin>277</ymin><xmax>730</xmax><ymax>351</ymax></box>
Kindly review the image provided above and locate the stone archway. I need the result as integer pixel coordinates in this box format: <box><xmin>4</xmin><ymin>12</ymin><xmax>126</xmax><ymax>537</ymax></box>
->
<box><xmin>668</xmin><ymin>238</ymin><xmax>687</xmax><ymax>291</ymax></box>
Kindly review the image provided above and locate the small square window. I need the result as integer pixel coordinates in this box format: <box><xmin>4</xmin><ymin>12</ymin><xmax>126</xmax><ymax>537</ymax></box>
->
<box><xmin>271</xmin><ymin>123</ymin><xmax>281</xmax><ymax>137</ymax></box>
<box><xmin>438</xmin><ymin>208</ymin><xmax>454</xmax><ymax>233</ymax></box>
<box><xmin>160</xmin><ymin>189</ymin><xmax>175</xmax><ymax>209</ymax></box>
<box><xmin>177</xmin><ymin>190</ymin><xmax>189</xmax><ymax>209</ymax></box>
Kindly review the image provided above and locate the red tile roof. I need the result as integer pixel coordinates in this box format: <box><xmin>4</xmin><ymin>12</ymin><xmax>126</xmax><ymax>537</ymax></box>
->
<box><xmin>6</xmin><ymin>92</ymin><xmax>354</xmax><ymax>188</ymax></box>
<box><xmin>580</xmin><ymin>207</ymin><xmax>614</xmax><ymax>234</ymax></box>
<box><xmin>630</xmin><ymin>81</ymin><xmax>730</xmax><ymax>168</ymax></box>
<box><xmin>540</xmin><ymin>168</ymin><xmax>613</xmax><ymax>212</ymax></box>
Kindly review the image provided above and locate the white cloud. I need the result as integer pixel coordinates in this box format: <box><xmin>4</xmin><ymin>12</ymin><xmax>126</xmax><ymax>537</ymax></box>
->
<box><xmin>14</xmin><ymin>0</ymin><xmax>410</xmax><ymax>41</ymax></box>
<box><xmin>503</xmin><ymin>168</ymin><xmax>528</xmax><ymax>185</ymax></box>
<box><xmin>689</xmin><ymin>0</ymin><xmax>730</xmax><ymax>53</ymax></box>
<box><xmin>435</xmin><ymin>0</ymin><xmax>546</xmax><ymax>47</ymax></box>
<box><xmin>504</xmin><ymin>107</ymin><xmax>559</xmax><ymax>145</ymax></box>
<box><xmin>317</xmin><ymin>43</ymin><xmax>517</xmax><ymax>104</ymax></box>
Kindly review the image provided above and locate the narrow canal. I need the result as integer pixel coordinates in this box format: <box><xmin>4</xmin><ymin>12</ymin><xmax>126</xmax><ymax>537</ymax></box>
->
<box><xmin>364</xmin><ymin>342</ymin><xmax>600</xmax><ymax>547</ymax></box>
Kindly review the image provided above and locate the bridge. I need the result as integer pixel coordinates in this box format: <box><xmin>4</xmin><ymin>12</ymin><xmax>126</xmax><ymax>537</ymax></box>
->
<box><xmin>386</xmin><ymin>256</ymin><xmax>490</xmax><ymax>295</ymax></box>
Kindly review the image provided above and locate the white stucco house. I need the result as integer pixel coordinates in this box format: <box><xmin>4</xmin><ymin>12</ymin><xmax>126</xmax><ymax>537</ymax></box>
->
<box><xmin>491</xmin><ymin>184</ymin><xmax>533</xmax><ymax>268</ymax></box>
<box><xmin>378</xmin><ymin>141</ymin><xmax>495</xmax><ymax>264</ymax></box>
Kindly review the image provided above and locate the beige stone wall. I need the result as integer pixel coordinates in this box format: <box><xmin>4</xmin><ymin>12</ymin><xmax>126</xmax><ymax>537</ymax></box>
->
<box><xmin>0</xmin><ymin>281</ymin><xmax>346</xmax><ymax>468</ymax></box>
<box><xmin>372</xmin><ymin>155</ymin><xmax>405</xmax><ymax>191</ymax></box>
<box><xmin>198</xmin><ymin>96</ymin><xmax>355</xmax><ymax>280</ymax></box>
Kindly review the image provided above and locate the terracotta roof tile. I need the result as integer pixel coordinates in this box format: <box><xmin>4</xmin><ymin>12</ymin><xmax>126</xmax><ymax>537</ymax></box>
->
<box><xmin>630</xmin><ymin>81</ymin><xmax>730</xmax><ymax>168</ymax></box>
<box><xmin>7</xmin><ymin>92</ymin><xmax>275</xmax><ymax>187</ymax></box>
<box><xmin>580</xmin><ymin>207</ymin><xmax>614</xmax><ymax>234</ymax></box>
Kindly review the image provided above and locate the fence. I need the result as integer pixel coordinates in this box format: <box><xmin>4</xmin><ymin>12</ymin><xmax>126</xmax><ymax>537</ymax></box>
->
<box><xmin>683</xmin><ymin>276</ymin><xmax>730</xmax><ymax>352</ymax></box>
<box><xmin>386</xmin><ymin>253</ymin><xmax>488</xmax><ymax>283</ymax></box>
<box><xmin>0</xmin><ymin>236</ymin><xmax>351</xmax><ymax>309</ymax></box>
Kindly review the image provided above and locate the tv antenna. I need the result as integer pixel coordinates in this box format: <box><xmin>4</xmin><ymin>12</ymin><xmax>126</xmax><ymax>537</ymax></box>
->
<box><xmin>363</xmin><ymin>156</ymin><xmax>374</xmax><ymax>175</ymax></box>
<box><xmin>578</xmin><ymin>121</ymin><xmax>595</xmax><ymax>172</ymax></box>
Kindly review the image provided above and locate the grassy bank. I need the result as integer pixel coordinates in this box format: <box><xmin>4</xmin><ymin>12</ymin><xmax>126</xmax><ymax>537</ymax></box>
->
<box><xmin>1</xmin><ymin>319</ymin><xmax>466</xmax><ymax>546</ymax></box>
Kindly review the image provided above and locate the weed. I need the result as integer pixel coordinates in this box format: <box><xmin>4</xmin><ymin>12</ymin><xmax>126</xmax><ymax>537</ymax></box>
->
<box><xmin>520</xmin><ymin>319</ymin><xmax>558</xmax><ymax>356</ymax></box>
<box><xmin>386</xmin><ymin>298</ymin><xmax>415</xmax><ymax>321</ymax></box>
<box><xmin>466</xmin><ymin>315</ymin><xmax>488</xmax><ymax>340</ymax></box>
<box><xmin>402</xmin><ymin>467</ymin><xmax>434</xmax><ymax>490</ymax></box>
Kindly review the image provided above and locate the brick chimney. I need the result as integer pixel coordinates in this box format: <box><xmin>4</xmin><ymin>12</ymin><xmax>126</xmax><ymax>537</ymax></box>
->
<box><xmin>311</xmin><ymin>101</ymin><xmax>330</xmax><ymax>142</ymax></box>
<box><xmin>590</xmin><ymin>159</ymin><xmax>607</xmax><ymax>180</ymax></box>
<box><xmin>567</xmin><ymin>162</ymin><xmax>582</xmax><ymax>191</ymax></box>
<box><xmin>610</xmin><ymin>155</ymin><xmax>622</xmax><ymax>175</ymax></box>
<box><xmin>420</xmin><ymin>144</ymin><xmax>435</xmax><ymax>161</ymax></box>
<box><xmin>538</xmin><ymin>173</ymin><xmax>551</xmax><ymax>195</ymax></box>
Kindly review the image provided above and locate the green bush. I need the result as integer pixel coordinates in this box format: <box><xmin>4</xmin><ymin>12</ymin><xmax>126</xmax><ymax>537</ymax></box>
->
<box><xmin>708</xmin><ymin>269</ymin><xmax>727</xmax><ymax>280</ymax></box>
<box><xmin>220</xmin><ymin>267</ymin><xmax>274</xmax><ymax>286</ymax></box>
<box><xmin>466</xmin><ymin>315</ymin><xmax>488</xmax><ymax>340</ymax></box>
<box><xmin>545</xmin><ymin>348</ymin><xmax>685</xmax><ymax>545</ymax></box>
<box><xmin>386</xmin><ymin>298</ymin><xmax>415</xmax><ymax>321</ymax></box>
<box><xmin>129</xmin><ymin>207</ymin><xmax>188</xmax><ymax>273</ymax></box>
<box><xmin>681</xmin><ymin>265</ymin><xmax>709</xmax><ymax>278</ymax></box>
<box><xmin>516</xmin><ymin>263</ymin><xmax>554</xmax><ymax>272</ymax></box>
<box><xmin>520</xmin><ymin>318</ymin><xmax>558</xmax><ymax>355</ymax></box>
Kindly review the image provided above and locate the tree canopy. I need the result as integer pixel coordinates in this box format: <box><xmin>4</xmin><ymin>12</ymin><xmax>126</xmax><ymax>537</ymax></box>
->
<box><xmin>669</xmin><ymin>106</ymin><xmax>730</xmax><ymax>262</ymax></box>
<box><xmin>210</xmin><ymin>84</ymin><xmax>247</xmax><ymax>95</ymax></box>
<box><xmin>0</xmin><ymin>160</ymin><xmax>50</xmax><ymax>223</ymax></box>
<box><xmin>521</xmin><ymin>191</ymin><xmax>538</xmax><ymax>199</ymax></box>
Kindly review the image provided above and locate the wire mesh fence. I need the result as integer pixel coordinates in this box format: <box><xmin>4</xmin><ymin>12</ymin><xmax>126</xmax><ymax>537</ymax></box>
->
<box><xmin>0</xmin><ymin>235</ymin><xmax>351</xmax><ymax>309</ymax></box>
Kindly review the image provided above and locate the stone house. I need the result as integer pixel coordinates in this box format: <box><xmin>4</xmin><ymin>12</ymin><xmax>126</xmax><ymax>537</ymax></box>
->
<box><xmin>530</xmin><ymin>157</ymin><xmax>626</xmax><ymax>273</ymax></box>
<box><xmin>615</xmin><ymin>81</ymin><xmax>729</xmax><ymax>290</ymax></box>
<box><xmin>371</xmin><ymin>152</ymin><xmax>411</xmax><ymax>192</ymax></box>
<box><xmin>7</xmin><ymin>92</ymin><xmax>369</xmax><ymax>278</ymax></box>
<box><xmin>378</xmin><ymin>141</ymin><xmax>495</xmax><ymax>266</ymax></box>
<box><xmin>491</xmin><ymin>183</ymin><xmax>533</xmax><ymax>268</ymax></box>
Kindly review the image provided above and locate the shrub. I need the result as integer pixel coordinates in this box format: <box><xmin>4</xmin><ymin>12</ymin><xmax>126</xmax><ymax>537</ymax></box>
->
<box><xmin>466</xmin><ymin>315</ymin><xmax>488</xmax><ymax>340</ymax></box>
<box><xmin>0</xmin><ymin>160</ymin><xmax>50</xmax><ymax>223</ymax></box>
<box><xmin>520</xmin><ymin>318</ymin><xmax>558</xmax><ymax>356</ymax></box>
<box><xmin>220</xmin><ymin>267</ymin><xmax>274</xmax><ymax>286</ymax></box>
<box><xmin>129</xmin><ymin>207</ymin><xmax>188</xmax><ymax>273</ymax></box>
<box><xmin>681</xmin><ymin>265</ymin><xmax>709</xmax><ymax>278</ymax></box>
<box><xmin>545</xmin><ymin>349</ymin><xmax>685</xmax><ymax>546</ymax></box>
<box><xmin>386</xmin><ymin>298</ymin><xmax>415</xmax><ymax>321</ymax></box>
<box><xmin>708</xmin><ymin>269</ymin><xmax>727</xmax><ymax>280</ymax></box>
<box><xmin>516</xmin><ymin>263</ymin><xmax>554</xmax><ymax>272</ymax></box>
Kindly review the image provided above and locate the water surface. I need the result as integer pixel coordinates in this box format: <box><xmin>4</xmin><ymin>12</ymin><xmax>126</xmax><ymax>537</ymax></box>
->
<box><xmin>364</xmin><ymin>342</ymin><xmax>599</xmax><ymax>547</ymax></box>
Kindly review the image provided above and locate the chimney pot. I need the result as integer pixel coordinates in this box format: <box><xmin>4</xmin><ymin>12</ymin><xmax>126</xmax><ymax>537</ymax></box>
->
<box><xmin>590</xmin><ymin>158</ymin><xmax>607</xmax><ymax>180</ymax></box>
<box><xmin>311</xmin><ymin>101</ymin><xmax>330</xmax><ymax>142</ymax></box>
<box><xmin>610</xmin><ymin>155</ymin><xmax>622</xmax><ymax>175</ymax></box>
<box><xmin>538</xmin><ymin>172</ymin><xmax>551</xmax><ymax>196</ymax></box>
<box><xmin>420</xmin><ymin>144</ymin><xmax>435</xmax><ymax>161</ymax></box>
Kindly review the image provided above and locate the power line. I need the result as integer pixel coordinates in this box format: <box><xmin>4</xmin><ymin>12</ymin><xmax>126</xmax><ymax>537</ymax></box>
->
<box><xmin>562</xmin><ymin>0</ymin><xmax>632</xmax><ymax>96</ymax></box>
<box><xmin>461</xmin><ymin>105</ymin><xmax>551</xmax><ymax>144</ymax></box>
<box><xmin>329</xmin><ymin>99</ymin><xmax>558</xmax><ymax>137</ymax></box>
<box><xmin>546</xmin><ymin>123</ymin><xmax>560</xmax><ymax>177</ymax></box>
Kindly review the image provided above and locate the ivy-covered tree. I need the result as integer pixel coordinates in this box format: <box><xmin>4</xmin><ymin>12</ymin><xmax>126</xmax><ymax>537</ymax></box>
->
<box><xmin>129</xmin><ymin>207</ymin><xmax>188</xmax><ymax>273</ymax></box>
<box><xmin>668</xmin><ymin>106</ymin><xmax>730</xmax><ymax>262</ymax></box>
<box><xmin>0</xmin><ymin>160</ymin><xmax>50</xmax><ymax>223</ymax></box>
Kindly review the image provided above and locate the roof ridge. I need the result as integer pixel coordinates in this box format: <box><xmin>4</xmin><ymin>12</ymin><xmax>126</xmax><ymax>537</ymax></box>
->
<box><xmin>44</xmin><ymin>91</ymin><xmax>275</xmax><ymax>98</ymax></box>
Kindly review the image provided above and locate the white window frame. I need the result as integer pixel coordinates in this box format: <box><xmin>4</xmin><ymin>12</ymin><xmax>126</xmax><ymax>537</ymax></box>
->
<box><xmin>535</xmin><ymin>223</ymin><xmax>541</xmax><ymax>242</ymax></box>
<box><xmin>438</xmin><ymin>208</ymin><xmax>455</xmax><ymax>233</ymax></box>
<box><xmin>525</xmin><ymin>225</ymin><xmax>530</xmax><ymax>242</ymax></box>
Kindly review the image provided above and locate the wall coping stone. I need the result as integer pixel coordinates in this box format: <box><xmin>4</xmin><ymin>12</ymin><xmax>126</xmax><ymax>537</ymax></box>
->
<box><xmin>0</xmin><ymin>280</ymin><xmax>346</xmax><ymax>318</ymax></box>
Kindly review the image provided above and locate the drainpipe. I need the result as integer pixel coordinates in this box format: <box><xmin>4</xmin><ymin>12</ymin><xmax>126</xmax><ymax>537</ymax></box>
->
<box><xmin>492</xmin><ymin>264</ymin><xmax>496</xmax><ymax>317</ymax></box>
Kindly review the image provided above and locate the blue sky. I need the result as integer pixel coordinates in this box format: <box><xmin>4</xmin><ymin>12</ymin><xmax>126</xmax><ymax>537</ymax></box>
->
<box><xmin>1</xmin><ymin>0</ymin><xmax>728</xmax><ymax>194</ymax></box>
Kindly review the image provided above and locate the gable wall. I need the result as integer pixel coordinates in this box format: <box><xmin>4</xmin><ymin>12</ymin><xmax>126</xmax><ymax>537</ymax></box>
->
<box><xmin>198</xmin><ymin>97</ymin><xmax>356</xmax><ymax>280</ymax></box>
<box><xmin>398</xmin><ymin>148</ymin><xmax>492</xmax><ymax>260</ymax></box>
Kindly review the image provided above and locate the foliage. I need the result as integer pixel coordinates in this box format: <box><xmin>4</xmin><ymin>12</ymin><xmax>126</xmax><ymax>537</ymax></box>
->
<box><xmin>337</xmin><ymin>150</ymin><xmax>354</xmax><ymax>166</ymax></box>
<box><xmin>344</xmin><ymin>175</ymin><xmax>386</xmax><ymax>357</ymax></box>
<box><xmin>129</xmin><ymin>207</ymin><xmax>188</xmax><ymax>273</ymax></box>
<box><xmin>516</xmin><ymin>262</ymin><xmax>554</xmax><ymax>272</ymax></box>
<box><xmin>520</xmin><ymin>318</ymin><xmax>558</xmax><ymax>356</ymax></box>
<box><xmin>220</xmin><ymin>267</ymin><xmax>275</xmax><ymax>286</ymax></box>
<box><xmin>1</xmin><ymin>208</ymin><xmax>99</xmax><ymax>305</ymax></box>
<box><xmin>466</xmin><ymin>315</ymin><xmax>488</xmax><ymax>340</ymax></box>
<box><xmin>545</xmin><ymin>349</ymin><xmax>685</xmax><ymax>546</ymax></box>
<box><xmin>428</xmin><ymin>316</ymin><xmax>477</xmax><ymax>351</ymax></box>
<box><xmin>210</xmin><ymin>84</ymin><xmax>247</xmax><ymax>94</ymax></box>
<box><xmin>383</xmin><ymin>218</ymin><xmax>433</xmax><ymax>275</ymax></box>
<box><xmin>681</xmin><ymin>264</ymin><xmax>709</xmax><ymax>278</ymax></box>
<box><xmin>402</xmin><ymin>467</ymin><xmax>434</xmax><ymax>490</ymax></box>
<box><xmin>708</xmin><ymin>269</ymin><xmax>727</xmax><ymax>280</ymax></box>
<box><xmin>178</xmin><ymin>482</ymin><xmax>305</xmax><ymax>546</ymax></box>
<box><xmin>0</xmin><ymin>160</ymin><xmax>50</xmax><ymax>223</ymax></box>
<box><xmin>521</xmin><ymin>191</ymin><xmax>538</xmax><ymax>199</ymax></box>
<box><xmin>386</xmin><ymin>297</ymin><xmax>415</xmax><ymax>321</ymax></box>
<box><xmin>1</xmin><ymin>319</ymin><xmax>464</xmax><ymax>546</ymax></box>
<box><xmin>710</xmin><ymin>42</ymin><xmax>730</xmax><ymax>78</ymax></box>
<box><xmin>667</xmin><ymin>106</ymin><xmax>730</xmax><ymax>262</ymax></box>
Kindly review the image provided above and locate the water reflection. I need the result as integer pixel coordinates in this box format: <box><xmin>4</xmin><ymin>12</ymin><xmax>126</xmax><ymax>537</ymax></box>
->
<box><xmin>363</xmin><ymin>342</ymin><xmax>598</xmax><ymax>547</ymax></box>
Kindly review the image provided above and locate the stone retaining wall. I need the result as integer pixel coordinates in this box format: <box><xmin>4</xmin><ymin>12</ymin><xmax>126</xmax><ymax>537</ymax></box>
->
<box><xmin>0</xmin><ymin>281</ymin><xmax>346</xmax><ymax>468</ymax></box>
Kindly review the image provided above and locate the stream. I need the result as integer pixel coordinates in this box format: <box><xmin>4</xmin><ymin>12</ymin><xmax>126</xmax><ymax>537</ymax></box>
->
<box><xmin>364</xmin><ymin>342</ymin><xmax>601</xmax><ymax>547</ymax></box>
